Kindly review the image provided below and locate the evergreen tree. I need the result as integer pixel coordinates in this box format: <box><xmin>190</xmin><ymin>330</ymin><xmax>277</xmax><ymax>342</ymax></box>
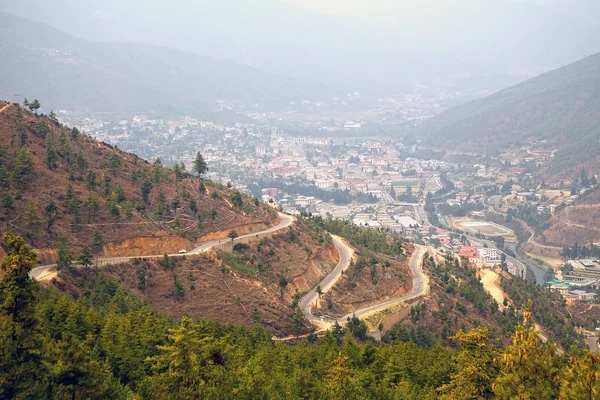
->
<box><xmin>141</xmin><ymin>180</ymin><xmax>153</xmax><ymax>204</ymax></box>
<box><xmin>193</xmin><ymin>152</ymin><xmax>208</xmax><ymax>176</ymax></box>
<box><xmin>12</xmin><ymin>108</ymin><xmax>27</xmax><ymax>147</ymax></box>
<box><xmin>56</xmin><ymin>237</ymin><xmax>72</xmax><ymax>271</ymax></box>
<box><xmin>65</xmin><ymin>182</ymin><xmax>81</xmax><ymax>223</ymax></box>
<box><xmin>108</xmin><ymin>152</ymin><xmax>121</xmax><ymax>177</ymax></box>
<box><xmin>231</xmin><ymin>191</ymin><xmax>243</xmax><ymax>208</ymax></box>
<box><xmin>115</xmin><ymin>183</ymin><xmax>126</xmax><ymax>203</ymax></box>
<box><xmin>78</xmin><ymin>246</ymin><xmax>93</xmax><ymax>268</ymax></box>
<box><xmin>0</xmin><ymin>233</ymin><xmax>45</xmax><ymax>399</ymax></box>
<box><xmin>493</xmin><ymin>323</ymin><xmax>562</xmax><ymax>399</ymax></box>
<box><xmin>23</xmin><ymin>201</ymin><xmax>43</xmax><ymax>240</ymax></box>
<box><xmin>11</xmin><ymin>148</ymin><xmax>34</xmax><ymax>190</ymax></box>
<box><xmin>46</xmin><ymin>333</ymin><xmax>125</xmax><ymax>399</ymax></box>
<box><xmin>44</xmin><ymin>199</ymin><xmax>58</xmax><ymax>233</ymax></box>
<box><xmin>560</xmin><ymin>352</ymin><xmax>600</xmax><ymax>399</ymax></box>
<box><xmin>149</xmin><ymin>316</ymin><xmax>226</xmax><ymax>399</ymax></box>
<box><xmin>45</xmin><ymin>134</ymin><xmax>58</xmax><ymax>170</ymax></box>
<box><xmin>1</xmin><ymin>192</ymin><xmax>14</xmax><ymax>212</ymax></box>
<box><xmin>324</xmin><ymin>355</ymin><xmax>363</xmax><ymax>399</ymax></box>
<box><xmin>0</xmin><ymin>165</ymin><xmax>9</xmax><ymax>191</ymax></box>
<box><xmin>48</xmin><ymin>109</ymin><xmax>58</xmax><ymax>123</ymax></box>
<box><xmin>84</xmin><ymin>192</ymin><xmax>101</xmax><ymax>224</ymax></box>
<box><xmin>28</xmin><ymin>99</ymin><xmax>41</xmax><ymax>115</ymax></box>
<box><xmin>439</xmin><ymin>327</ymin><xmax>499</xmax><ymax>399</ymax></box>
<box><xmin>86</xmin><ymin>170</ymin><xmax>97</xmax><ymax>190</ymax></box>
<box><xmin>92</xmin><ymin>231</ymin><xmax>104</xmax><ymax>268</ymax></box>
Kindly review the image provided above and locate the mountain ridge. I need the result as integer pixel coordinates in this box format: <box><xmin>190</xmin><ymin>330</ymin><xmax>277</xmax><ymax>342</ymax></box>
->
<box><xmin>0</xmin><ymin>12</ymin><xmax>337</xmax><ymax>118</ymax></box>
<box><xmin>0</xmin><ymin>101</ymin><xmax>278</xmax><ymax>260</ymax></box>
<box><xmin>415</xmin><ymin>52</ymin><xmax>600</xmax><ymax>177</ymax></box>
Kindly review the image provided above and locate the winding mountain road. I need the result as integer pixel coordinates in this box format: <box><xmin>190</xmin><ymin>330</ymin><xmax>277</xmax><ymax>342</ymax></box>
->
<box><xmin>298</xmin><ymin>235</ymin><xmax>354</xmax><ymax>329</ymax></box>
<box><xmin>298</xmin><ymin>244</ymin><xmax>429</xmax><ymax>331</ymax></box>
<box><xmin>30</xmin><ymin>213</ymin><xmax>295</xmax><ymax>280</ymax></box>
<box><xmin>30</xmin><ymin>211</ymin><xmax>429</xmax><ymax>337</ymax></box>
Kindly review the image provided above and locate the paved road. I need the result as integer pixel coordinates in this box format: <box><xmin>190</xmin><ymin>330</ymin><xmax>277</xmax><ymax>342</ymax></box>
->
<box><xmin>298</xmin><ymin>243</ymin><xmax>429</xmax><ymax>330</ymax></box>
<box><xmin>30</xmin><ymin>213</ymin><xmax>294</xmax><ymax>280</ymax></box>
<box><xmin>191</xmin><ymin>213</ymin><xmax>294</xmax><ymax>252</ymax></box>
<box><xmin>339</xmin><ymin>245</ymin><xmax>428</xmax><ymax>322</ymax></box>
<box><xmin>299</xmin><ymin>235</ymin><xmax>354</xmax><ymax>327</ymax></box>
<box><xmin>586</xmin><ymin>336</ymin><xmax>599</xmax><ymax>353</ymax></box>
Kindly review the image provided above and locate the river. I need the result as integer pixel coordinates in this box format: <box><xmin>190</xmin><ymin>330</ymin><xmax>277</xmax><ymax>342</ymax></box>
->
<box><xmin>505</xmin><ymin>242</ymin><xmax>547</xmax><ymax>285</ymax></box>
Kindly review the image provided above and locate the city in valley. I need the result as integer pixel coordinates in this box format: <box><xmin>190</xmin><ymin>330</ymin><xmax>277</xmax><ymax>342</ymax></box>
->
<box><xmin>58</xmin><ymin>107</ymin><xmax>600</xmax><ymax>304</ymax></box>
<box><xmin>3</xmin><ymin>2</ymin><xmax>600</xmax><ymax>397</ymax></box>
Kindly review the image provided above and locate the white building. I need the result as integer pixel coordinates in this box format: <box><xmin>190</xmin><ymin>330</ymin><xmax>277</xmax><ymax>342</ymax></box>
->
<box><xmin>477</xmin><ymin>247</ymin><xmax>502</xmax><ymax>263</ymax></box>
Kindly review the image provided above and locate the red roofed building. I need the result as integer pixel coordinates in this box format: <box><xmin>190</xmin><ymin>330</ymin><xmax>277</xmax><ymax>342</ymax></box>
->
<box><xmin>507</xmin><ymin>167</ymin><xmax>525</xmax><ymax>176</ymax></box>
<box><xmin>459</xmin><ymin>246</ymin><xmax>481</xmax><ymax>264</ymax></box>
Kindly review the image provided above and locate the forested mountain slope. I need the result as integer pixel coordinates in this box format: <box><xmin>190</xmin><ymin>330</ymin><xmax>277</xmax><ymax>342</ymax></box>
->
<box><xmin>2</xmin><ymin>233</ymin><xmax>600</xmax><ymax>399</ymax></box>
<box><xmin>0</xmin><ymin>13</ymin><xmax>336</xmax><ymax>117</ymax></box>
<box><xmin>416</xmin><ymin>53</ymin><xmax>600</xmax><ymax>176</ymax></box>
<box><xmin>0</xmin><ymin>101</ymin><xmax>277</xmax><ymax>260</ymax></box>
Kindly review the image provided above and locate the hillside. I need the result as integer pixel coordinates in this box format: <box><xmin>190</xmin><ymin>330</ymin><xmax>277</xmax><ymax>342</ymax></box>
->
<box><xmin>535</xmin><ymin>188</ymin><xmax>600</xmax><ymax>247</ymax></box>
<box><xmin>386</xmin><ymin>252</ymin><xmax>581</xmax><ymax>349</ymax></box>
<box><xmin>4</xmin><ymin>233</ymin><xmax>600</xmax><ymax>399</ymax></box>
<box><xmin>416</xmin><ymin>52</ymin><xmax>600</xmax><ymax>176</ymax></box>
<box><xmin>91</xmin><ymin>218</ymin><xmax>341</xmax><ymax>336</ymax></box>
<box><xmin>315</xmin><ymin>247</ymin><xmax>413</xmax><ymax>318</ymax></box>
<box><xmin>0</xmin><ymin>102</ymin><xmax>278</xmax><ymax>262</ymax></box>
<box><xmin>0</xmin><ymin>13</ymin><xmax>337</xmax><ymax>118</ymax></box>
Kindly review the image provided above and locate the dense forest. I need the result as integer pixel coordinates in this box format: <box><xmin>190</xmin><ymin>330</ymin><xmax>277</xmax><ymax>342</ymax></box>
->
<box><xmin>2</xmin><ymin>233</ymin><xmax>600</xmax><ymax>399</ymax></box>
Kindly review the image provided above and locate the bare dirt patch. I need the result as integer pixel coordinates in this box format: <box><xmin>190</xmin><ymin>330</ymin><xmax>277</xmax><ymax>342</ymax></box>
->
<box><xmin>99</xmin><ymin>254</ymin><xmax>301</xmax><ymax>336</ymax></box>
<box><xmin>315</xmin><ymin>245</ymin><xmax>413</xmax><ymax>318</ymax></box>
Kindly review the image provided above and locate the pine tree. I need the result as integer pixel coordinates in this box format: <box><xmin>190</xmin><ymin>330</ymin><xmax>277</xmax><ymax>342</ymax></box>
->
<box><xmin>0</xmin><ymin>233</ymin><xmax>45</xmax><ymax>399</ymax></box>
<box><xmin>0</xmin><ymin>165</ymin><xmax>9</xmax><ymax>191</ymax></box>
<box><xmin>84</xmin><ymin>192</ymin><xmax>101</xmax><ymax>224</ymax></box>
<box><xmin>560</xmin><ymin>352</ymin><xmax>600</xmax><ymax>399</ymax></box>
<box><xmin>56</xmin><ymin>237</ymin><xmax>72</xmax><ymax>271</ymax></box>
<box><xmin>149</xmin><ymin>316</ymin><xmax>223</xmax><ymax>399</ymax></box>
<box><xmin>115</xmin><ymin>183</ymin><xmax>126</xmax><ymax>203</ymax></box>
<box><xmin>22</xmin><ymin>201</ymin><xmax>42</xmax><ymax>242</ymax></box>
<box><xmin>141</xmin><ymin>180</ymin><xmax>153</xmax><ymax>204</ymax></box>
<box><xmin>12</xmin><ymin>107</ymin><xmax>27</xmax><ymax>147</ymax></box>
<box><xmin>108</xmin><ymin>152</ymin><xmax>121</xmax><ymax>177</ymax></box>
<box><xmin>11</xmin><ymin>148</ymin><xmax>34</xmax><ymax>190</ymax></box>
<box><xmin>92</xmin><ymin>231</ymin><xmax>104</xmax><ymax>268</ymax></box>
<box><xmin>193</xmin><ymin>152</ymin><xmax>208</xmax><ymax>176</ymax></box>
<box><xmin>324</xmin><ymin>355</ymin><xmax>363</xmax><ymax>399</ymax></box>
<box><xmin>44</xmin><ymin>199</ymin><xmax>57</xmax><ymax>233</ymax></box>
<box><xmin>439</xmin><ymin>327</ymin><xmax>499</xmax><ymax>399</ymax></box>
<box><xmin>78</xmin><ymin>246</ymin><xmax>93</xmax><ymax>268</ymax></box>
<box><xmin>45</xmin><ymin>134</ymin><xmax>58</xmax><ymax>170</ymax></box>
<box><xmin>65</xmin><ymin>182</ymin><xmax>81</xmax><ymax>224</ymax></box>
<box><xmin>46</xmin><ymin>333</ymin><xmax>124</xmax><ymax>399</ymax></box>
<box><xmin>493</xmin><ymin>323</ymin><xmax>561</xmax><ymax>399</ymax></box>
<box><xmin>28</xmin><ymin>99</ymin><xmax>40</xmax><ymax>115</ymax></box>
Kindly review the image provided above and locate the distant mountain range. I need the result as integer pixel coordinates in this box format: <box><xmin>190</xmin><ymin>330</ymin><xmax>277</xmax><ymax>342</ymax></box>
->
<box><xmin>415</xmin><ymin>52</ymin><xmax>600</xmax><ymax>176</ymax></box>
<box><xmin>2</xmin><ymin>0</ymin><xmax>600</xmax><ymax>94</ymax></box>
<box><xmin>0</xmin><ymin>13</ymin><xmax>337</xmax><ymax>118</ymax></box>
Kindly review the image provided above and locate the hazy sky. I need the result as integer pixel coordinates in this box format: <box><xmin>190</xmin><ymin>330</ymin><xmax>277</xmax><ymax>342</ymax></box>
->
<box><xmin>1</xmin><ymin>0</ymin><xmax>599</xmax><ymax>94</ymax></box>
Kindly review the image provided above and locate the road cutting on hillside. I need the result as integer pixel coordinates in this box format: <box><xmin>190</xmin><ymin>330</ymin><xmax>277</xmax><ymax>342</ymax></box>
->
<box><xmin>30</xmin><ymin>211</ymin><xmax>430</xmax><ymax>340</ymax></box>
<box><xmin>274</xmin><ymin>244</ymin><xmax>430</xmax><ymax>340</ymax></box>
<box><xmin>30</xmin><ymin>212</ymin><xmax>294</xmax><ymax>280</ymax></box>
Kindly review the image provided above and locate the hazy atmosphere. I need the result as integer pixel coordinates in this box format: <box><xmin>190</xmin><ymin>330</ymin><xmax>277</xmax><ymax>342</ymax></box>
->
<box><xmin>2</xmin><ymin>1</ymin><xmax>600</xmax><ymax>398</ymax></box>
